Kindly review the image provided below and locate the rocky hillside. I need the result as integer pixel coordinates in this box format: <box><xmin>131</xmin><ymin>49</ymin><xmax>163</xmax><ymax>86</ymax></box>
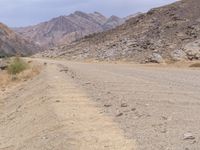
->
<box><xmin>0</xmin><ymin>23</ymin><xmax>41</xmax><ymax>57</ymax></box>
<box><xmin>40</xmin><ymin>0</ymin><xmax>200</xmax><ymax>63</ymax></box>
<box><xmin>15</xmin><ymin>11</ymin><xmax>124</xmax><ymax>48</ymax></box>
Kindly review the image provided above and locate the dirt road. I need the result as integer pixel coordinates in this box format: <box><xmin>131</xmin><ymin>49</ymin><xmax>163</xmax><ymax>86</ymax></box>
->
<box><xmin>1</xmin><ymin>59</ymin><xmax>200</xmax><ymax>150</ymax></box>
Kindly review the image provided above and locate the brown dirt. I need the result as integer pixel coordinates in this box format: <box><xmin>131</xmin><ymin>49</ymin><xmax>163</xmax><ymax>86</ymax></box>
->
<box><xmin>0</xmin><ymin>59</ymin><xmax>135</xmax><ymax>150</ymax></box>
<box><xmin>1</xmin><ymin>58</ymin><xmax>200</xmax><ymax>150</ymax></box>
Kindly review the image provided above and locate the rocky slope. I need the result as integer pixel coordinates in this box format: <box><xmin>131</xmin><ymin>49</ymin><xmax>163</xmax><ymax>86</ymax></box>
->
<box><xmin>15</xmin><ymin>11</ymin><xmax>124</xmax><ymax>48</ymax></box>
<box><xmin>0</xmin><ymin>22</ymin><xmax>41</xmax><ymax>57</ymax></box>
<box><xmin>40</xmin><ymin>0</ymin><xmax>200</xmax><ymax>63</ymax></box>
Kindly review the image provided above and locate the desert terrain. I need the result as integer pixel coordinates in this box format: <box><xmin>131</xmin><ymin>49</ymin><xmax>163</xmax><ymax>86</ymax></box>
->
<box><xmin>0</xmin><ymin>58</ymin><xmax>199</xmax><ymax>150</ymax></box>
<box><xmin>0</xmin><ymin>0</ymin><xmax>200</xmax><ymax>149</ymax></box>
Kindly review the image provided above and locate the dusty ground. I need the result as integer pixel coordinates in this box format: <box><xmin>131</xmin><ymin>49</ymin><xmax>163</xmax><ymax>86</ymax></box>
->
<box><xmin>1</xmin><ymin>59</ymin><xmax>200</xmax><ymax>150</ymax></box>
<box><xmin>0</xmin><ymin>60</ymin><xmax>135</xmax><ymax>150</ymax></box>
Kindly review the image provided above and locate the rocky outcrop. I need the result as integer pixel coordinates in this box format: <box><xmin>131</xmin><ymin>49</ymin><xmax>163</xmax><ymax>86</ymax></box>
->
<box><xmin>39</xmin><ymin>0</ymin><xmax>200</xmax><ymax>63</ymax></box>
<box><xmin>183</xmin><ymin>39</ymin><xmax>200</xmax><ymax>60</ymax></box>
<box><xmin>14</xmin><ymin>11</ymin><xmax>124</xmax><ymax>48</ymax></box>
<box><xmin>171</xmin><ymin>49</ymin><xmax>187</xmax><ymax>61</ymax></box>
<box><xmin>0</xmin><ymin>23</ymin><xmax>41</xmax><ymax>57</ymax></box>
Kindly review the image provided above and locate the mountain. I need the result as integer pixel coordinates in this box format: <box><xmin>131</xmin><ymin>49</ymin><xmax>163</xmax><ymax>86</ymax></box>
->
<box><xmin>39</xmin><ymin>0</ymin><xmax>200</xmax><ymax>63</ymax></box>
<box><xmin>102</xmin><ymin>16</ymin><xmax>124</xmax><ymax>30</ymax></box>
<box><xmin>15</xmin><ymin>11</ymin><xmax>125</xmax><ymax>48</ymax></box>
<box><xmin>0</xmin><ymin>22</ymin><xmax>41</xmax><ymax>57</ymax></box>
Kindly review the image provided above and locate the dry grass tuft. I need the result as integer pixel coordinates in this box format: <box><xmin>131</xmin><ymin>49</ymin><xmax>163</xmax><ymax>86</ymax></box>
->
<box><xmin>7</xmin><ymin>57</ymin><xmax>28</xmax><ymax>75</ymax></box>
<box><xmin>0</xmin><ymin>61</ymin><xmax>42</xmax><ymax>90</ymax></box>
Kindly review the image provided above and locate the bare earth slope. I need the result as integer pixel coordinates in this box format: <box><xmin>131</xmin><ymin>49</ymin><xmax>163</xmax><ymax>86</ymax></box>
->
<box><xmin>43</xmin><ymin>0</ymin><xmax>200</xmax><ymax>63</ymax></box>
<box><xmin>1</xmin><ymin>59</ymin><xmax>200</xmax><ymax>150</ymax></box>
<box><xmin>0</xmin><ymin>23</ymin><xmax>41</xmax><ymax>57</ymax></box>
<box><xmin>14</xmin><ymin>11</ymin><xmax>124</xmax><ymax>48</ymax></box>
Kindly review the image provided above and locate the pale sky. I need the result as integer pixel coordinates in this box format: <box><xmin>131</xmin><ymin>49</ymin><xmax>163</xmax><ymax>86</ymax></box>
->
<box><xmin>0</xmin><ymin>0</ymin><xmax>176</xmax><ymax>27</ymax></box>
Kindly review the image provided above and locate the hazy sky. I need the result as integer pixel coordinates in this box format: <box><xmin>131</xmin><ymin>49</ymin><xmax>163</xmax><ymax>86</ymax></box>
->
<box><xmin>0</xmin><ymin>0</ymin><xmax>176</xmax><ymax>27</ymax></box>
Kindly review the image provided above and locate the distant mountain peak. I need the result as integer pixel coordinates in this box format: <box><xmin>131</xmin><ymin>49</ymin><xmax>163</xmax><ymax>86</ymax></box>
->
<box><xmin>39</xmin><ymin>0</ymin><xmax>200</xmax><ymax>63</ymax></box>
<box><xmin>14</xmin><ymin>11</ymin><xmax>125</xmax><ymax>48</ymax></box>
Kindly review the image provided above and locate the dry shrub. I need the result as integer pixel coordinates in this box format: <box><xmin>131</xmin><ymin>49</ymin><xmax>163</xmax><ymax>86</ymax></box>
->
<box><xmin>8</xmin><ymin>57</ymin><xmax>28</xmax><ymax>75</ymax></box>
<box><xmin>0</xmin><ymin>63</ymin><xmax>42</xmax><ymax>89</ymax></box>
<box><xmin>189</xmin><ymin>62</ymin><xmax>200</xmax><ymax>67</ymax></box>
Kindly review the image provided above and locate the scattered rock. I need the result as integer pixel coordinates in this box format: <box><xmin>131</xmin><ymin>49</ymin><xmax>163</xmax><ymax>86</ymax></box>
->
<box><xmin>131</xmin><ymin>108</ymin><xmax>136</xmax><ymax>111</ymax></box>
<box><xmin>183</xmin><ymin>132</ymin><xmax>195</xmax><ymax>140</ymax></box>
<box><xmin>84</xmin><ymin>82</ymin><xmax>91</xmax><ymax>85</ymax></box>
<box><xmin>161</xmin><ymin>116</ymin><xmax>168</xmax><ymax>120</ymax></box>
<box><xmin>184</xmin><ymin>39</ymin><xmax>200</xmax><ymax>60</ymax></box>
<box><xmin>171</xmin><ymin>49</ymin><xmax>187</xmax><ymax>61</ymax></box>
<box><xmin>148</xmin><ymin>53</ymin><xmax>165</xmax><ymax>63</ymax></box>
<box><xmin>161</xmin><ymin>129</ymin><xmax>167</xmax><ymax>133</ymax></box>
<box><xmin>121</xmin><ymin>103</ymin><xmax>128</xmax><ymax>107</ymax></box>
<box><xmin>104</xmin><ymin>104</ymin><xmax>112</xmax><ymax>107</ymax></box>
<box><xmin>116</xmin><ymin>113</ymin><xmax>123</xmax><ymax>117</ymax></box>
<box><xmin>60</xmin><ymin>67</ymin><xmax>69</xmax><ymax>73</ymax></box>
<box><xmin>42</xmin><ymin>136</ymin><xmax>48</xmax><ymax>140</ymax></box>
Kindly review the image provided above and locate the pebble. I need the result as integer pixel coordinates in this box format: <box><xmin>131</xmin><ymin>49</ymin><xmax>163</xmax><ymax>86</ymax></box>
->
<box><xmin>183</xmin><ymin>132</ymin><xmax>195</xmax><ymax>140</ymax></box>
<box><xmin>131</xmin><ymin>108</ymin><xmax>136</xmax><ymax>111</ymax></box>
<box><xmin>116</xmin><ymin>113</ymin><xmax>123</xmax><ymax>117</ymax></box>
<box><xmin>104</xmin><ymin>104</ymin><xmax>112</xmax><ymax>107</ymax></box>
<box><xmin>121</xmin><ymin>103</ymin><xmax>128</xmax><ymax>107</ymax></box>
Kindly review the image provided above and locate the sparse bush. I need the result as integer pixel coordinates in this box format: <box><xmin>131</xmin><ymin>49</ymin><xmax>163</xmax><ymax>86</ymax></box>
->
<box><xmin>189</xmin><ymin>62</ymin><xmax>200</xmax><ymax>68</ymax></box>
<box><xmin>7</xmin><ymin>57</ymin><xmax>28</xmax><ymax>75</ymax></box>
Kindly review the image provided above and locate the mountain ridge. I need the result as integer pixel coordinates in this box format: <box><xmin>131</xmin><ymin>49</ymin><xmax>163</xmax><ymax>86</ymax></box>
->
<box><xmin>39</xmin><ymin>0</ymin><xmax>200</xmax><ymax>63</ymax></box>
<box><xmin>15</xmin><ymin>11</ymin><xmax>125</xmax><ymax>48</ymax></box>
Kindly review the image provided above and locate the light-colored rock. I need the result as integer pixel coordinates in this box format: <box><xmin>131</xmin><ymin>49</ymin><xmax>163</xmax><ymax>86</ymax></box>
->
<box><xmin>184</xmin><ymin>39</ymin><xmax>200</xmax><ymax>60</ymax></box>
<box><xmin>183</xmin><ymin>132</ymin><xmax>195</xmax><ymax>140</ymax></box>
<box><xmin>171</xmin><ymin>49</ymin><xmax>187</xmax><ymax>61</ymax></box>
<box><xmin>148</xmin><ymin>53</ymin><xmax>165</xmax><ymax>63</ymax></box>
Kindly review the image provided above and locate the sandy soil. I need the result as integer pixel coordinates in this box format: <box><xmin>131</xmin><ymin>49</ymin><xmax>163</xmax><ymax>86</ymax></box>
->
<box><xmin>1</xmin><ymin>59</ymin><xmax>200</xmax><ymax>150</ymax></box>
<box><xmin>0</xmin><ymin>60</ymin><xmax>135</xmax><ymax>150</ymax></box>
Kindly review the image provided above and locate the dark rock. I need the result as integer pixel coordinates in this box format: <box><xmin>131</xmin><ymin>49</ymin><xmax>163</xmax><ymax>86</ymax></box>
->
<box><xmin>131</xmin><ymin>108</ymin><xmax>136</xmax><ymax>111</ymax></box>
<box><xmin>121</xmin><ymin>103</ymin><xmax>128</xmax><ymax>107</ymax></box>
<box><xmin>104</xmin><ymin>104</ymin><xmax>112</xmax><ymax>107</ymax></box>
<box><xmin>116</xmin><ymin>113</ymin><xmax>123</xmax><ymax>117</ymax></box>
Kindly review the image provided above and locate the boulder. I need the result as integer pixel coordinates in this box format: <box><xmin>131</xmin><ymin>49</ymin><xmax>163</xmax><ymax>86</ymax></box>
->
<box><xmin>147</xmin><ymin>53</ymin><xmax>165</xmax><ymax>63</ymax></box>
<box><xmin>171</xmin><ymin>49</ymin><xmax>187</xmax><ymax>61</ymax></box>
<box><xmin>183</xmin><ymin>40</ymin><xmax>200</xmax><ymax>60</ymax></box>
